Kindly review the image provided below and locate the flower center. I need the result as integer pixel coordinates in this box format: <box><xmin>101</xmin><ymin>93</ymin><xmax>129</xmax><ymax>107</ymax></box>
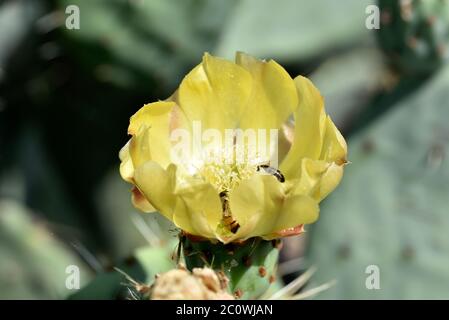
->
<box><xmin>177</xmin><ymin>145</ymin><xmax>269</xmax><ymax>235</ymax></box>
<box><xmin>174</xmin><ymin>138</ymin><xmax>281</xmax><ymax>235</ymax></box>
<box><xmin>198</xmin><ymin>160</ymin><xmax>257</xmax><ymax>194</ymax></box>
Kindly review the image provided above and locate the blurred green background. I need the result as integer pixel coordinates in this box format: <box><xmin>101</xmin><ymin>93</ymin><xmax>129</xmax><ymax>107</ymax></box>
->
<box><xmin>1</xmin><ymin>0</ymin><xmax>449</xmax><ymax>299</ymax></box>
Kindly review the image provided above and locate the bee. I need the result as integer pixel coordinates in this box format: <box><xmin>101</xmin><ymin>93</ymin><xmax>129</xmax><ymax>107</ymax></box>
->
<box><xmin>219</xmin><ymin>190</ymin><xmax>240</xmax><ymax>234</ymax></box>
<box><xmin>219</xmin><ymin>190</ymin><xmax>228</xmax><ymax>198</ymax></box>
<box><xmin>223</xmin><ymin>216</ymin><xmax>240</xmax><ymax>233</ymax></box>
<box><xmin>256</xmin><ymin>164</ymin><xmax>285</xmax><ymax>183</ymax></box>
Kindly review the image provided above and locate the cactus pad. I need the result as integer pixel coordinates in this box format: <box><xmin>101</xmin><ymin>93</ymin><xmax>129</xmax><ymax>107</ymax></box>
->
<box><xmin>182</xmin><ymin>236</ymin><xmax>280</xmax><ymax>299</ymax></box>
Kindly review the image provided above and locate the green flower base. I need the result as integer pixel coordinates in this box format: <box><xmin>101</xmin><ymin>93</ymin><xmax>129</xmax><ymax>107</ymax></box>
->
<box><xmin>181</xmin><ymin>236</ymin><xmax>281</xmax><ymax>299</ymax></box>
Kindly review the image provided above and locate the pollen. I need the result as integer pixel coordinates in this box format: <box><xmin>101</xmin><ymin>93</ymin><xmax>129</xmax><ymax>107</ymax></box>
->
<box><xmin>189</xmin><ymin>147</ymin><xmax>263</xmax><ymax>235</ymax></box>
<box><xmin>199</xmin><ymin>160</ymin><xmax>256</xmax><ymax>193</ymax></box>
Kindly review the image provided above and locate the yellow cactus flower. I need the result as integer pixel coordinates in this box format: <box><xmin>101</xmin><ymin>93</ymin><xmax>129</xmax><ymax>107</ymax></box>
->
<box><xmin>119</xmin><ymin>52</ymin><xmax>347</xmax><ymax>244</ymax></box>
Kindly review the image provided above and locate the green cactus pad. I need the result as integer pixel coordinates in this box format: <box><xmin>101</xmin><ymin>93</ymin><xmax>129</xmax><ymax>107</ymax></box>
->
<box><xmin>0</xmin><ymin>200</ymin><xmax>93</xmax><ymax>299</ymax></box>
<box><xmin>306</xmin><ymin>64</ymin><xmax>449</xmax><ymax>299</ymax></box>
<box><xmin>68</xmin><ymin>244</ymin><xmax>176</xmax><ymax>300</ymax></box>
<box><xmin>378</xmin><ymin>0</ymin><xmax>449</xmax><ymax>75</ymax></box>
<box><xmin>182</xmin><ymin>236</ymin><xmax>280</xmax><ymax>299</ymax></box>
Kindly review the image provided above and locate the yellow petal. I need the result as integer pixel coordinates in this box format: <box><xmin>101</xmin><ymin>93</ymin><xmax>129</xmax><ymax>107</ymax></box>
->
<box><xmin>131</xmin><ymin>186</ymin><xmax>156</xmax><ymax>213</ymax></box>
<box><xmin>320</xmin><ymin>116</ymin><xmax>348</xmax><ymax>164</ymax></box>
<box><xmin>280</xmin><ymin>76</ymin><xmax>326</xmax><ymax>180</ymax></box>
<box><xmin>278</xmin><ymin>121</ymin><xmax>295</xmax><ymax>163</ymax></box>
<box><xmin>128</xmin><ymin>101</ymin><xmax>175</xmax><ymax>135</ymax></box>
<box><xmin>291</xmin><ymin>158</ymin><xmax>330</xmax><ymax>196</ymax></box>
<box><xmin>128</xmin><ymin>101</ymin><xmax>177</xmax><ymax>168</ymax></box>
<box><xmin>119</xmin><ymin>140</ymin><xmax>134</xmax><ymax>183</ymax></box>
<box><xmin>129</xmin><ymin>125</ymin><xmax>151</xmax><ymax>168</ymax></box>
<box><xmin>291</xmin><ymin>158</ymin><xmax>345</xmax><ymax>203</ymax></box>
<box><xmin>133</xmin><ymin>161</ymin><xmax>177</xmax><ymax>220</ymax></box>
<box><xmin>312</xmin><ymin>162</ymin><xmax>344</xmax><ymax>202</ymax></box>
<box><xmin>173</xmin><ymin>182</ymin><xmax>222</xmax><ymax>239</ymax></box>
<box><xmin>236</xmin><ymin>52</ymin><xmax>298</xmax><ymax>130</ymax></box>
<box><xmin>175</xmin><ymin>53</ymin><xmax>253</xmax><ymax>131</ymax></box>
<box><xmin>228</xmin><ymin>174</ymin><xmax>318</xmax><ymax>241</ymax></box>
<box><xmin>311</xmin><ymin>117</ymin><xmax>347</xmax><ymax>201</ymax></box>
<box><xmin>228</xmin><ymin>175</ymin><xmax>283</xmax><ymax>241</ymax></box>
<box><xmin>270</xmin><ymin>194</ymin><xmax>318</xmax><ymax>233</ymax></box>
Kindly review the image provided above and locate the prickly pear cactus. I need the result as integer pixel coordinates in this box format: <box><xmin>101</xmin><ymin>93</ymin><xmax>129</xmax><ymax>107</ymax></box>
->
<box><xmin>378</xmin><ymin>0</ymin><xmax>449</xmax><ymax>75</ymax></box>
<box><xmin>69</xmin><ymin>244</ymin><xmax>176</xmax><ymax>300</ymax></box>
<box><xmin>182</xmin><ymin>236</ymin><xmax>280</xmax><ymax>299</ymax></box>
<box><xmin>57</xmin><ymin>0</ymin><xmax>236</xmax><ymax>90</ymax></box>
<box><xmin>306</xmin><ymin>64</ymin><xmax>449</xmax><ymax>299</ymax></box>
<box><xmin>0</xmin><ymin>200</ymin><xmax>93</xmax><ymax>299</ymax></box>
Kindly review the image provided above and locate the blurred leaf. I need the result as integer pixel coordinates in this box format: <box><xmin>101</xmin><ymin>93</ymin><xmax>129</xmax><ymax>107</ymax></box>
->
<box><xmin>310</xmin><ymin>48</ymin><xmax>386</xmax><ymax>130</ymax></box>
<box><xmin>0</xmin><ymin>0</ymin><xmax>45</xmax><ymax>68</ymax></box>
<box><xmin>0</xmin><ymin>200</ymin><xmax>93</xmax><ymax>299</ymax></box>
<box><xmin>19</xmin><ymin>126</ymin><xmax>86</xmax><ymax>233</ymax></box>
<box><xmin>95</xmin><ymin>168</ymin><xmax>177</xmax><ymax>260</ymax></box>
<box><xmin>307</xmin><ymin>64</ymin><xmax>449</xmax><ymax>299</ymax></box>
<box><xmin>216</xmin><ymin>0</ymin><xmax>375</xmax><ymax>61</ymax></box>
<box><xmin>57</xmin><ymin>0</ymin><xmax>237</xmax><ymax>90</ymax></box>
<box><xmin>69</xmin><ymin>245</ymin><xmax>176</xmax><ymax>300</ymax></box>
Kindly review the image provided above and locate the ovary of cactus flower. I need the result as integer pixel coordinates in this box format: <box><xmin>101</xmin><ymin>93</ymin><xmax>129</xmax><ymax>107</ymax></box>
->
<box><xmin>182</xmin><ymin>236</ymin><xmax>283</xmax><ymax>299</ymax></box>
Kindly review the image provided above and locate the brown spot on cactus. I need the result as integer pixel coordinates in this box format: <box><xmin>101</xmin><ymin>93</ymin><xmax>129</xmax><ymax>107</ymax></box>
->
<box><xmin>438</xmin><ymin>44</ymin><xmax>447</xmax><ymax>58</ymax></box>
<box><xmin>426</xmin><ymin>15</ymin><xmax>437</xmax><ymax>26</ymax></box>
<box><xmin>337</xmin><ymin>243</ymin><xmax>351</xmax><ymax>260</ymax></box>
<box><xmin>427</xmin><ymin>143</ymin><xmax>445</xmax><ymax>169</ymax></box>
<box><xmin>234</xmin><ymin>289</ymin><xmax>243</xmax><ymax>299</ymax></box>
<box><xmin>243</xmin><ymin>256</ymin><xmax>252</xmax><ymax>267</ymax></box>
<box><xmin>362</xmin><ymin>139</ymin><xmax>376</xmax><ymax>154</ymax></box>
<box><xmin>381</xmin><ymin>10</ymin><xmax>392</xmax><ymax>25</ymax></box>
<box><xmin>401</xmin><ymin>245</ymin><xmax>415</xmax><ymax>261</ymax></box>
<box><xmin>407</xmin><ymin>36</ymin><xmax>418</xmax><ymax>49</ymax></box>
<box><xmin>269</xmin><ymin>274</ymin><xmax>276</xmax><ymax>283</ymax></box>
<box><xmin>258</xmin><ymin>266</ymin><xmax>267</xmax><ymax>277</ymax></box>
